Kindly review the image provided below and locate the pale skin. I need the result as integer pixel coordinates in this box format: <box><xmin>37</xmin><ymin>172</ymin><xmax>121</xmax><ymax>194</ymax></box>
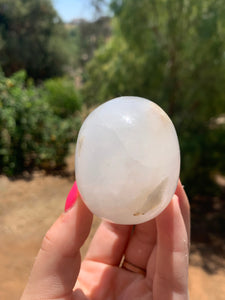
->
<box><xmin>21</xmin><ymin>180</ymin><xmax>190</xmax><ymax>300</ymax></box>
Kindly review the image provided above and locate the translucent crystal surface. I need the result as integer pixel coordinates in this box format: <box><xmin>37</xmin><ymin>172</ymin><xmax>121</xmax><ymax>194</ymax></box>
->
<box><xmin>75</xmin><ymin>96</ymin><xmax>180</xmax><ymax>224</ymax></box>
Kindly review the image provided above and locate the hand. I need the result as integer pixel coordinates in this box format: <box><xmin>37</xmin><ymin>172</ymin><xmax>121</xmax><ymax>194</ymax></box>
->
<box><xmin>21</xmin><ymin>180</ymin><xmax>190</xmax><ymax>300</ymax></box>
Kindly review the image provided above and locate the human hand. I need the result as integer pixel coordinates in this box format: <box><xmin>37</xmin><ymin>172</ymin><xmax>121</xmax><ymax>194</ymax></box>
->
<box><xmin>21</xmin><ymin>180</ymin><xmax>190</xmax><ymax>300</ymax></box>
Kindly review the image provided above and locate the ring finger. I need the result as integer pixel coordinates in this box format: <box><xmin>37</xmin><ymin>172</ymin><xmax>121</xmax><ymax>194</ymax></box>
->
<box><xmin>123</xmin><ymin>218</ymin><xmax>156</xmax><ymax>270</ymax></box>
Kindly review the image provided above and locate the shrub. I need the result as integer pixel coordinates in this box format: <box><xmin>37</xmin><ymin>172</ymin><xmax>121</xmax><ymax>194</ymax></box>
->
<box><xmin>44</xmin><ymin>77</ymin><xmax>82</xmax><ymax>118</ymax></box>
<box><xmin>0</xmin><ymin>70</ymin><xmax>78</xmax><ymax>176</ymax></box>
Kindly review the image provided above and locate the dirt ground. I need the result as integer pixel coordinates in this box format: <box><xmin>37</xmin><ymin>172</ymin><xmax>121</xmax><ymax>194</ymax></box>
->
<box><xmin>0</xmin><ymin>153</ymin><xmax>224</xmax><ymax>299</ymax></box>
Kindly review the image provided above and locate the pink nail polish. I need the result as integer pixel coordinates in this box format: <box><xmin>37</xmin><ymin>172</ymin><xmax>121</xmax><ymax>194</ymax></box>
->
<box><xmin>64</xmin><ymin>181</ymin><xmax>79</xmax><ymax>212</ymax></box>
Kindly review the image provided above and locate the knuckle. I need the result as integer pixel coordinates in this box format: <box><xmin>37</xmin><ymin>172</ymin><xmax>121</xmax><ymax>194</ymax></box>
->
<box><xmin>40</xmin><ymin>230</ymin><xmax>54</xmax><ymax>253</ymax></box>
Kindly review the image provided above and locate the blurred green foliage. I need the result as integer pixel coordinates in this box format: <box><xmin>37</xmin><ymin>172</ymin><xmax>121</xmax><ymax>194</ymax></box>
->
<box><xmin>44</xmin><ymin>77</ymin><xmax>82</xmax><ymax>118</ymax></box>
<box><xmin>0</xmin><ymin>0</ymin><xmax>72</xmax><ymax>80</ymax></box>
<box><xmin>0</xmin><ymin>0</ymin><xmax>224</xmax><ymax>200</ymax></box>
<box><xmin>70</xmin><ymin>17</ymin><xmax>111</xmax><ymax>69</ymax></box>
<box><xmin>0</xmin><ymin>70</ymin><xmax>80</xmax><ymax>176</ymax></box>
<box><xmin>84</xmin><ymin>0</ymin><xmax>225</xmax><ymax>197</ymax></box>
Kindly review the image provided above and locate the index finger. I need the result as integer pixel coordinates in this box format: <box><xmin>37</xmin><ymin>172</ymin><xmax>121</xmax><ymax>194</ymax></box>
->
<box><xmin>22</xmin><ymin>192</ymin><xmax>93</xmax><ymax>299</ymax></box>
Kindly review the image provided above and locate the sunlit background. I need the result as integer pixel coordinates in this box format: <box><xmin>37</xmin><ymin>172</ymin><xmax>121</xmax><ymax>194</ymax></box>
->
<box><xmin>53</xmin><ymin>0</ymin><xmax>100</xmax><ymax>21</ymax></box>
<box><xmin>0</xmin><ymin>0</ymin><xmax>224</xmax><ymax>299</ymax></box>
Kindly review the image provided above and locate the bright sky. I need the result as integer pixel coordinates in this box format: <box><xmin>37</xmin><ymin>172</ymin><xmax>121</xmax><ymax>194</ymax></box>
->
<box><xmin>52</xmin><ymin>0</ymin><xmax>101</xmax><ymax>22</ymax></box>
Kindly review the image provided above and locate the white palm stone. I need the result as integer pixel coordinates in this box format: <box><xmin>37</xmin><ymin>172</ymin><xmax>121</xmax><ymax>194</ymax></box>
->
<box><xmin>75</xmin><ymin>96</ymin><xmax>180</xmax><ymax>225</ymax></box>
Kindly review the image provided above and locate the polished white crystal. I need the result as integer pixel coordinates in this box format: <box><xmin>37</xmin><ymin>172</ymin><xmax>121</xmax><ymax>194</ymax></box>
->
<box><xmin>75</xmin><ymin>96</ymin><xmax>180</xmax><ymax>224</ymax></box>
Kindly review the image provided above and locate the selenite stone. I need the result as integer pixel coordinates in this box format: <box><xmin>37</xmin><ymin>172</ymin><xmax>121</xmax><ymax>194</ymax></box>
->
<box><xmin>75</xmin><ymin>96</ymin><xmax>180</xmax><ymax>224</ymax></box>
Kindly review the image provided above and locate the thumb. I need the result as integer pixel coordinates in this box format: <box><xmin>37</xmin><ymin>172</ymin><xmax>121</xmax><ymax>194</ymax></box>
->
<box><xmin>21</xmin><ymin>182</ymin><xmax>93</xmax><ymax>300</ymax></box>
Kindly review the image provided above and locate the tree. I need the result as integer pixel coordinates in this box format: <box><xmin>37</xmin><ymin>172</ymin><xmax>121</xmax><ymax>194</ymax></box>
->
<box><xmin>0</xmin><ymin>0</ymin><xmax>72</xmax><ymax>80</ymax></box>
<box><xmin>67</xmin><ymin>16</ymin><xmax>111</xmax><ymax>70</ymax></box>
<box><xmin>83</xmin><ymin>0</ymin><xmax>225</xmax><ymax>197</ymax></box>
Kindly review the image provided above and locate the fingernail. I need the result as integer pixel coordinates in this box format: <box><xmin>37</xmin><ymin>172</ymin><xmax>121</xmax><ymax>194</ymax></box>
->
<box><xmin>64</xmin><ymin>181</ymin><xmax>79</xmax><ymax>212</ymax></box>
